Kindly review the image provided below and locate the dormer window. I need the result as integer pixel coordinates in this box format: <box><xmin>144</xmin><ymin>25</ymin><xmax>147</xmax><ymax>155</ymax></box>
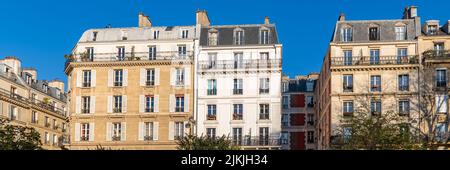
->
<box><xmin>395</xmin><ymin>25</ymin><xmax>407</xmax><ymax>40</ymax></box>
<box><xmin>369</xmin><ymin>26</ymin><xmax>380</xmax><ymax>41</ymax></box>
<box><xmin>42</xmin><ymin>84</ymin><xmax>48</xmax><ymax>93</ymax></box>
<box><xmin>208</xmin><ymin>30</ymin><xmax>218</xmax><ymax>46</ymax></box>
<box><xmin>153</xmin><ymin>30</ymin><xmax>160</xmax><ymax>39</ymax></box>
<box><xmin>181</xmin><ymin>29</ymin><xmax>189</xmax><ymax>39</ymax></box>
<box><xmin>341</xmin><ymin>26</ymin><xmax>353</xmax><ymax>42</ymax></box>
<box><xmin>234</xmin><ymin>28</ymin><xmax>244</xmax><ymax>45</ymax></box>
<box><xmin>260</xmin><ymin>28</ymin><xmax>270</xmax><ymax>44</ymax></box>
<box><xmin>121</xmin><ymin>30</ymin><xmax>128</xmax><ymax>40</ymax></box>
<box><xmin>92</xmin><ymin>31</ymin><xmax>98</xmax><ymax>41</ymax></box>
<box><xmin>428</xmin><ymin>25</ymin><xmax>438</xmax><ymax>35</ymax></box>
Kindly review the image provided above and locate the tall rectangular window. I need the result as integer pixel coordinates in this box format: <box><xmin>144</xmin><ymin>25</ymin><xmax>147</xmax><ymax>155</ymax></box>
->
<box><xmin>9</xmin><ymin>105</ymin><xmax>17</xmax><ymax>121</ymax></box>
<box><xmin>398</xmin><ymin>74</ymin><xmax>409</xmax><ymax>91</ymax></box>
<box><xmin>181</xmin><ymin>30</ymin><xmax>189</xmax><ymax>39</ymax></box>
<box><xmin>261</xmin><ymin>29</ymin><xmax>269</xmax><ymax>44</ymax></box>
<box><xmin>114</xmin><ymin>69</ymin><xmax>123</xmax><ymax>87</ymax></box>
<box><xmin>31</xmin><ymin>111</ymin><xmax>38</xmax><ymax>124</ymax></box>
<box><xmin>281</xmin><ymin>114</ymin><xmax>289</xmax><ymax>126</ymax></box>
<box><xmin>208</xmin><ymin>53</ymin><xmax>217</xmax><ymax>69</ymax></box>
<box><xmin>176</xmin><ymin>68</ymin><xmax>185</xmax><ymax>86</ymax></box>
<box><xmin>397</xmin><ymin>48</ymin><xmax>408</xmax><ymax>64</ymax></box>
<box><xmin>370</xmin><ymin>49</ymin><xmax>380</xmax><ymax>65</ymax></box>
<box><xmin>145</xmin><ymin>95</ymin><xmax>154</xmax><ymax>113</ymax></box>
<box><xmin>206</xmin><ymin>128</ymin><xmax>216</xmax><ymax>138</ymax></box>
<box><xmin>395</xmin><ymin>26</ymin><xmax>407</xmax><ymax>40</ymax></box>
<box><xmin>153</xmin><ymin>30</ymin><xmax>159</xmax><ymax>39</ymax></box>
<box><xmin>233</xmin><ymin>104</ymin><xmax>243</xmax><ymax>120</ymax></box>
<box><xmin>149</xmin><ymin>46</ymin><xmax>156</xmax><ymax>60</ymax></box>
<box><xmin>207</xmin><ymin>105</ymin><xmax>217</xmax><ymax>120</ymax></box>
<box><xmin>146</xmin><ymin>69</ymin><xmax>155</xmax><ymax>86</ymax></box>
<box><xmin>144</xmin><ymin>122</ymin><xmax>154</xmax><ymax>141</ymax></box>
<box><xmin>117</xmin><ymin>47</ymin><xmax>125</xmax><ymax>60</ymax></box>
<box><xmin>259</xmin><ymin>78</ymin><xmax>270</xmax><ymax>94</ymax></box>
<box><xmin>307</xmin><ymin>131</ymin><xmax>315</xmax><ymax>144</ymax></box>
<box><xmin>178</xmin><ymin>45</ymin><xmax>187</xmax><ymax>59</ymax></box>
<box><xmin>343</xmin><ymin>75</ymin><xmax>353</xmax><ymax>92</ymax></box>
<box><xmin>92</xmin><ymin>32</ymin><xmax>98</xmax><ymax>42</ymax></box>
<box><xmin>306</xmin><ymin>80</ymin><xmax>314</xmax><ymax>92</ymax></box>
<box><xmin>259</xmin><ymin>104</ymin><xmax>270</xmax><ymax>120</ymax></box>
<box><xmin>369</xmin><ymin>27</ymin><xmax>379</xmax><ymax>41</ymax></box>
<box><xmin>207</xmin><ymin>79</ymin><xmax>217</xmax><ymax>95</ymax></box>
<box><xmin>342</xmin><ymin>27</ymin><xmax>353</xmax><ymax>42</ymax></box>
<box><xmin>343</xmin><ymin>101</ymin><xmax>354</xmax><ymax>116</ymax></box>
<box><xmin>282</xmin><ymin>96</ymin><xmax>289</xmax><ymax>109</ymax></box>
<box><xmin>234</xmin><ymin>53</ymin><xmax>243</xmax><ymax>69</ymax></box>
<box><xmin>371</xmin><ymin>75</ymin><xmax>381</xmax><ymax>92</ymax></box>
<box><xmin>82</xmin><ymin>70</ymin><xmax>91</xmax><ymax>87</ymax></box>
<box><xmin>259</xmin><ymin>127</ymin><xmax>269</xmax><ymax>145</ymax></box>
<box><xmin>208</xmin><ymin>32</ymin><xmax>218</xmax><ymax>46</ymax></box>
<box><xmin>399</xmin><ymin>100</ymin><xmax>410</xmax><ymax>116</ymax></box>
<box><xmin>82</xmin><ymin>96</ymin><xmax>90</xmax><ymax>114</ymax></box>
<box><xmin>86</xmin><ymin>47</ymin><xmax>94</xmax><ymax>61</ymax></box>
<box><xmin>174</xmin><ymin>122</ymin><xmax>184</xmax><ymax>139</ymax></box>
<box><xmin>113</xmin><ymin>96</ymin><xmax>123</xmax><ymax>113</ymax></box>
<box><xmin>428</xmin><ymin>25</ymin><xmax>438</xmax><ymax>35</ymax></box>
<box><xmin>175</xmin><ymin>95</ymin><xmax>185</xmax><ymax>112</ymax></box>
<box><xmin>232</xmin><ymin>128</ymin><xmax>242</xmax><ymax>145</ymax></box>
<box><xmin>234</xmin><ymin>30</ymin><xmax>244</xmax><ymax>45</ymax></box>
<box><xmin>81</xmin><ymin>123</ymin><xmax>90</xmax><ymax>141</ymax></box>
<box><xmin>112</xmin><ymin>123</ymin><xmax>122</xmax><ymax>141</ymax></box>
<box><xmin>307</xmin><ymin>96</ymin><xmax>314</xmax><ymax>107</ymax></box>
<box><xmin>434</xmin><ymin>43</ymin><xmax>445</xmax><ymax>56</ymax></box>
<box><xmin>371</xmin><ymin>100</ymin><xmax>382</xmax><ymax>115</ymax></box>
<box><xmin>436</xmin><ymin>69</ymin><xmax>447</xmax><ymax>88</ymax></box>
<box><xmin>233</xmin><ymin>79</ymin><xmax>243</xmax><ymax>95</ymax></box>
<box><xmin>343</xmin><ymin>50</ymin><xmax>352</xmax><ymax>66</ymax></box>
<box><xmin>307</xmin><ymin>114</ymin><xmax>314</xmax><ymax>126</ymax></box>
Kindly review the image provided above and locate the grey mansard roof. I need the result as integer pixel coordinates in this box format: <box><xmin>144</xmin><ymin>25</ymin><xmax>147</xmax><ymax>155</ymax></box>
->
<box><xmin>199</xmin><ymin>24</ymin><xmax>279</xmax><ymax>46</ymax></box>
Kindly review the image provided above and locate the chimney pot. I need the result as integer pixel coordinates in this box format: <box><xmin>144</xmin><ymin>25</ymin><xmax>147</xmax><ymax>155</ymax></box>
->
<box><xmin>338</xmin><ymin>13</ymin><xmax>345</xmax><ymax>21</ymax></box>
<box><xmin>139</xmin><ymin>12</ymin><xmax>152</xmax><ymax>28</ymax></box>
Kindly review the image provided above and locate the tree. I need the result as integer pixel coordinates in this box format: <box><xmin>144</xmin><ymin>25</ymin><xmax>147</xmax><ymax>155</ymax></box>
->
<box><xmin>177</xmin><ymin>134</ymin><xmax>241</xmax><ymax>150</ymax></box>
<box><xmin>332</xmin><ymin>110</ymin><xmax>421</xmax><ymax>150</ymax></box>
<box><xmin>0</xmin><ymin>118</ymin><xmax>43</xmax><ymax>150</ymax></box>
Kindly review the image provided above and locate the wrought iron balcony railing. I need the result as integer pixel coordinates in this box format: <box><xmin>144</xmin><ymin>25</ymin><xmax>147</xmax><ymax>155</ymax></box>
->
<box><xmin>198</xmin><ymin>59</ymin><xmax>281</xmax><ymax>71</ymax></box>
<box><xmin>331</xmin><ymin>55</ymin><xmax>418</xmax><ymax>66</ymax></box>
<box><xmin>231</xmin><ymin>136</ymin><xmax>281</xmax><ymax>147</ymax></box>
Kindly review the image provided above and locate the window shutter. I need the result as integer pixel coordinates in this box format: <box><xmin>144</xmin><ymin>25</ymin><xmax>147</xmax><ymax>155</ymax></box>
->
<box><xmin>75</xmin><ymin>123</ymin><xmax>80</xmax><ymax>142</ymax></box>
<box><xmin>91</xmin><ymin>70</ymin><xmax>96</xmax><ymax>87</ymax></box>
<box><xmin>140</xmin><ymin>68</ymin><xmax>145</xmax><ymax>86</ymax></box>
<box><xmin>107</xmin><ymin>96</ymin><xmax>112</xmax><ymax>113</ymax></box>
<box><xmin>168</xmin><ymin>121</ymin><xmax>174</xmax><ymax>140</ymax></box>
<box><xmin>123</xmin><ymin>69</ymin><xmax>128</xmax><ymax>87</ymax></box>
<box><xmin>76</xmin><ymin>70</ymin><xmax>82</xmax><ymax>87</ymax></box>
<box><xmin>89</xmin><ymin>123</ymin><xmax>95</xmax><ymax>141</ymax></box>
<box><xmin>153</xmin><ymin>122</ymin><xmax>159</xmax><ymax>141</ymax></box>
<box><xmin>169</xmin><ymin>94</ymin><xmax>175</xmax><ymax>112</ymax></box>
<box><xmin>106</xmin><ymin>122</ymin><xmax>112</xmax><ymax>141</ymax></box>
<box><xmin>138</xmin><ymin>122</ymin><xmax>144</xmax><ymax>141</ymax></box>
<box><xmin>170</xmin><ymin>68</ymin><xmax>175</xmax><ymax>86</ymax></box>
<box><xmin>122</xmin><ymin>95</ymin><xmax>127</xmax><ymax>113</ymax></box>
<box><xmin>76</xmin><ymin>96</ymin><xmax>81</xmax><ymax>114</ymax></box>
<box><xmin>139</xmin><ymin>95</ymin><xmax>144</xmax><ymax>113</ymax></box>
<box><xmin>108</xmin><ymin>69</ymin><xmax>113</xmax><ymax>87</ymax></box>
<box><xmin>155</xmin><ymin>68</ymin><xmax>160</xmax><ymax>86</ymax></box>
<box><xmin>90</xmin><ymin>96</ymin><xmax>95</xmax><ymax>114</ymax></box>
<box><xmin>121</xmin><ymin>122</ymin><xmax>126</xmax><ymax>141</ymax></box>
<box><xmin>154</xmin><ymin>95</ymin><xmax>159</xmax><ymax>113</ymax></box>
<box><xmin>185</xmin><ymin>67</ymin><xmax>190</xmax><ymax>86</ymax></box>
<box><xmin>184</xmin><ymin>94</ymin><xmax>190</xmax><ymax>112</ymax></box>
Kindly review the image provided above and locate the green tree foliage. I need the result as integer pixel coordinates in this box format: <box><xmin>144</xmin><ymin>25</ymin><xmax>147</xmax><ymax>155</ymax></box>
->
<box><xmin>177</xmin><ymin>134</ymin><xmax>241</xmax><ymax>150</ymax></box>
<box><xmin>0</xmin><ymin>118</ymin><xmax>43</xmax><ymax>150</ymax></box>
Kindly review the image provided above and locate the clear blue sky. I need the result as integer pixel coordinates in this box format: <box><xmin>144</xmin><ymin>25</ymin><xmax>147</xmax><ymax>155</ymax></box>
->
<box><xmin>0</xmin><ymin>0</ymin><xmax>448</xmax><ymax>82</ymax></box>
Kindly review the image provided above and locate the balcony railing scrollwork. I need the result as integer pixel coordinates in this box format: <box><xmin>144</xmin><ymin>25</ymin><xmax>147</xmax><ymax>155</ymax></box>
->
<box><xmin>331</xmin><ymin>55</ymin><xmax>418</xmax><ymax>66</ymax></box>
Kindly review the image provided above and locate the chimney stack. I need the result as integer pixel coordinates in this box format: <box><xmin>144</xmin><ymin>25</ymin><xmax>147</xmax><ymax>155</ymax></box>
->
<box><xmin>139</xmin><ymin>12</ymin><xmax>152</xmax><ymax>28</ymax></box>
<box><xmin>49</xmin><ymin>79</ymin><xmax>65</xmax><ymax>93</ymax></box>
<box><xmin>403</xmin><ymin>6</ymin><xmax>418</xmax><ymax>19</ymax></box>
<box><xmin>196</xmin><ymin>9</ymin><xmax>211</xmax><ymax>27</ymax></box>
<box><xmin>338</xmin><ymin>13</ymin><xmax>345</xmax><ymax>21</ymax></box>
<box><xmin>264</xmin><ymin>16</ymin><xmax>270</xmax><ymax>25</ymax></box>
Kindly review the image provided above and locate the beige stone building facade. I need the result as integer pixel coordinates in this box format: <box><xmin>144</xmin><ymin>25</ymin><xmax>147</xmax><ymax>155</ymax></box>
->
<box><xmin>0</xmin><ymin>57</ymin><xmax>68</xmax><ymax>150</ymax></box>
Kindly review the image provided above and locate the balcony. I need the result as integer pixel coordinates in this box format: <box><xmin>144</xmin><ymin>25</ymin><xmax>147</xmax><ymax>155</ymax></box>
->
<box><xmin>113</xmin><ymin>81</ymin><xmax>123</xmax><ymax>87</ymax></box>
<box><xmin>331</xmin><ymin>55</ymin><xmax>418</xmax><ymax>66</ymax></box>
<box><xmin>145</xmin><ymin>81</ymin><xmax>155</xmax><ymax>87</ymax></box>
<box><xmin>307</xmin><ymin>102</ymin><xmax>315</xmax><ymax>108</ymax></box>
<box><xmin>233</xmin><ymin>89</ymin><xmax>243</xmax><ymax>95</ymax></box>
<box><xmin>113</xmin><ymin>108</ymin><xmax>122</xmax><ymax>113</ymax></box>
<box><xmin>198</xmin><ymin>59</ymin><xmax>281</xmax><ymax>71</ymax></box>
<box><xmin>207</xmin><ymin>114</ymin><xmax>217</xmax><ymax>121</ymax></box>
<box><xmin>82</xmin><ymin>82</ymin><xmax>91</xmax><ymax>88</ymax></box>
<box><xmin>232</xmin><ymin>136</ymin><xmax>281</xmax><ymax>147</ymax></box>
<box><xmin>207</xmin><ymin>89</ymin><xmax>217</xmax><ymax>95</ymax></box>
<box><xmin>436</xmin><ymin>81</ymin><xmax>447</xmax><ymax>88</ymax></box>
<box><xmin>80</xmin><ymin>136</ymin><xmax>89</xmax><ymax>141</ymax></box>
<box><xmin>233</xmin><ymin>114</ymin><xmax>243</xmax><ymax>120</ymax></box>
<box><xmin>371</xmin><ymin>85</ymin><xmax>381</xmax><ymax>92</ymax></box>
<box><xmin>423</xmin><ymin>50</ymin><xmax>450</xmax><ymax>60</ymax></box>
<box><xmin>175</xmin><ymin>107</ymin><xmax>184</xmax><ymax>113</ymax></box>
<box><xmin>145</xmin><ymin>107</ymin><xmax>154</xmax><ymax>113</ymax></box>
<box><xmin>81</xmin><ymin>109</ymin><xmax>90</xmax><ymax>114</ymax></box>
<box><xmin>343</xmin><ymin>111</ymin><xmax>353</xmax><ymax>117</ymax></box>
<box><xmin>259</xmin><ymin>88</ymin><xmax>269</xmax><ymax>94</ymax></box>
<box><xmin>112</xmin><ymin>135</ymin><xmax>121</xmax><ymax>141</ymax></box>
<box><xmin>343</xmin><ymin>85</ymin><xmax>353</xmax><ymax>92</ymax></box>
<box><xmin>144</xmin><ymin>135</ymin><xmax>153</xmax><ymax>141</ymax></box>
<box><xmin>259</xmin><ymin>114</ymin><xmax>270</xmax><ymax>120</ymax></box>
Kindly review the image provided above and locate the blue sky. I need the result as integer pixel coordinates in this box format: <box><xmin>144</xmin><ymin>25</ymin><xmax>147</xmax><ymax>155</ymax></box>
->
<box><xmin>0</xmin><ymin>0</ymin><xmax>448</xmax><ymax>82</ymax></box>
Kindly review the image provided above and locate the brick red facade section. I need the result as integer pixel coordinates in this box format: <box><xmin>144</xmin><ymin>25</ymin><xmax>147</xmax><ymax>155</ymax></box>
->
<box><xmin>290</xmin><ymin>94</ymin><xmax>305</xmax><ymax>108</ymax></box>
<box><xmin>290</xmin><ymin>132</ymin><xmax>306</xmax><ymax>150</ymax></box>
<box><xmin>290</xmin><ymin>113</ymin><xmax>305</xmax><ymax>126</ymax></box>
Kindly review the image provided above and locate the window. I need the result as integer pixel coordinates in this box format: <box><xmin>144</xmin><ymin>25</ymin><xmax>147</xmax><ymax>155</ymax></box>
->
<box><xmin>343</xmin><ymin>101</ymin><xmax>354</xmax><ymax>116</ymax></box>
<box><xmin>428</xmin><ymin>25</ymin><xmax>438</xmax><ymax>35</ymax></box>
<box><xmin>45</xmin><ymin>116</ymin><xmax>49</xmax><ymax>127</ymax></box>
<box><xmin>178</xmin><ymin>45</ymin><xmax>187</xmax><ymax>59</ymax></box>
<box><xmin>342</xmin><ymin>27</ymin><xmax>353</xmax><ymax>42</ymax></box>
<box><xmin>281</xmin><ymin>132</ymin><xmax>289</xmax><ymax>145</ymax></box>
<box><xmin>370</xmin><ymin>49</ymin><xmax>380</xmax><ymax>64</ymax></box>
<box><xmin>176</xmin><ymin>68</ymin><xmax>185</xmax><ymax>86</ymax></box>
<box><xmin>112</xmin><ymin>123</ymin><xmax>122</xmax><ymax>141</ymax></box>
<box><xmin>31</xmin><ymin>93</ymin><xmax>37</xmax><ymax>103</ymax></box>
<box><xmin>280</xmin><ymin>114</ymin><xmax>288</xmax><ymax>128</ymax></box>
<box><xmin>260</xmin><ymin>52</ymin><xmax>269</xmax><ymax>68</ymax></box>
<box><xmin>307</xmin><ymin>131</ymin><xmax>314</xmax><ymax>144</ymax></box>
<box><xmin>260</xmin><ymin>29</ymin><xmax>269</xmax><ymax>44</ymax></box>
<box><xmin>207</xmin><ymin>105</ymin><xmax>217</xmax><ymax>120</ymax></box>
<box><xmin>175</xmin><ymin>95</ymin><xmax>185</xmax><ymax>112</ymax></box>
<box><xmin>206</xmin><ymin>128</ymin><xmax>216</xmax><ymax>138</ymax></box>
<box><xmin>307</xmin><ymin>114</ymin><xmax>314</xmax><ymax>126</ymax></box>
<box><xmin>435</xmin><ymin>95</ymin><xmax>448</xmax><ymax>114</ymax></box>
<box><xmin>208</xmin><ymin>31</ymin><xmax>218</xmax><ymax>46</ymax></box>
<box><xmin>395</xmin><ymin>26</ymin><xmax>407</xmax><ymax>40</ymax></box>
<box><xmin>282</xmin><ymin>82</ymin><xmax>289</xmax><ymax>92</ymax></box>
<box><xmin>343</xmin><ymin>75</ymin><xmax>353</xmax><ymax>92</ymax></box>
<box><xmin>398</xmin><ymin>74</ymin><xmax>409</xmax><ymax>91</ymax></box>
<box><xmin>399</xmin><ymin>100</ymin><xmax>410</xmax><ymax>116</ymax></box>
<box><xmin>259</xmin><ymin>78</ymin><xmax>270</xmax><ymax>94</ymax></box>
<box><xmin>371</xmin><ymin>75</ymin><xmax>381</xmax><ymax>92</ymax></box>
<box><xmin>121</xmin><ymin>30</ymin><xmax>128</xmax><ymax>40</ymax></box>
<box><xmin>232</xmin><ymin>128</ymin><xmax>243</xmax><ymax>145</ymax></box>
<box><xmin>82</xmin><ymin>70</ymin><xmax>91</xmax><ymax>87</ymax></box>
<box><xmin>9</xmin><ymin>105</ymin><xmax>17</xmax><ymax>121</ymax></box>
<box><xmin>146</xmin><ymin>69</ymin><xmax>155</xmax><ymax>86</ymax></box>
<box><xmin>53</xmin><ymin>134</ymin><xmax>58</xmax><ymax>145</ymax></box>
<box><xmin>117</xmin><ymin>47</ymin><xmax>125</xmax><ymax>60</ymax></box>
<box><xmin>145</xmin><ymin>95</ymin><xmax>154</xmax><ymax>113</ymax></box>
<box><xmin>114</xmin><ymin>69</ymin><xmax>123</xmax><ymax>87</ymax></box>
<box><xmin>306</xmin><ymin>80</ymin><xmax>314</xmax><ymax>92</ymax></box>
<box><xmin>149</xmin><ymin>46</ymin><xmax>156</xmax><ymax>60</ymax></box>
<box><xmin>113</xmin><ymin>96</ymin><xmax>123</xmax><ymax>113</ymax></box>
<box><xmin>259</xmin><ymin>104</ymin><xmax>270</xmax><ymax>120</ymax></box>
<box><xmin>233</xmin><ymin>79</ymin><xmax>243</xmax><ymax>95</ymax></box>
<box><xmin>62</xmin><ymin>122</ymin><xmax>66</xmax><ymax>132</ymax></box>
<box><xmin>208</xmin><ymin>53</ymin><xmax>217</xmax><ymax>69</ymax></box>
<box><xmin>259</xmin><ymin>127</ymin><xmax>269</xmax><ymax>145</ymax></box>
<box><xmin>174</xmin><ymin>122</ymin><xmax>184</xmax><ymax>139</ymax></box>
<box><xmin>31</xmin><ymin>111</ymin><xmax>38</xmax><ymax>123</ymax></box>
<box><xmin>82</xmin><ymin>96</ymin><xmax>90</xmax><ymax>114</ymax></box>
<box><xmin>434</xmin><ymin>43</ymin><xmax>445</xmax><ymax>56</ymax></box>
<box><xmin>45</xmin><ymin>132</ymin><xmax>49</xmax><ymax>144</ymax></box>
<box><xmin>234</xmin><ymin>30</ymin><xmax>244</xmax><ymax>45</ymax></box>
<box><xmin>343</xmin><ymin>127</ymin><xmax>352</xmax><ymax>142</ymax></box>
<box><xmin>92</xmin><ymin>31</ymin><xmax>98</xmax><ymax>41</ymax></box>
<box><xmin>207</xmin><ymin>79</ymin><xmax>217</xmax><ymax>95</ymax></box>
<box><xmin>436</xmin><ymin>69</ymin><xmax>447</xmax><ymax>88</ymax></box>
<box><xmin>371</xmin><ymin>99</ymin><xmax>382</xmax><ymax>115</ymax></box>
<box><xmin>144</xmin><ymin>122</ymin><xmax>154</xmax><ymax>141</ymax></box>
<box><xmin>81</xmin><ymin>123</ymin><xmax>90</xmax><ymax>141</ymax></box>
<box><xmin>153</xmin><ymin>30</ymin><xmax>159</xmax><ymax>39</ymax></box>
<box><xmin>307</xmin><ymin>96</ymin><xmax>314</xmax><ymax>108</ymax></box>
<box><xmin>435</xmin><ymin>123</ymin><xmax>447</xmax><ymax>142</ymax></box>
<box><xmin>25</xmin><ymin>74</ymin><xmax>32</xmax><ymax>84</ymax></box>
<box><xmin>282</xmin><ymin>96</ymin><xmax>289</xmax><ymax>109</ymax></box>
<box><xmin>343</xmin><ymin>50</ymin><xmax>352</xmax><ymax>66</ymax></box>
<box><xmin>181</xmin><ymin>29</ymin><xmax>189</xmax><ymax>39</ymax></box>
<box><xmin>369</xmin><ymin>27</ymin><xmax>379</xmax><ymax>41</ymax></box>
<box><xmin>233</xmin><ymin>104</ymin><xmax>243</xmax><ymax>120</ymax></box>
<box><xmin>42</xmin><ymin>84</ymin><xmax>48</xmax><ymax>93</ymax></box>
<box><xmin>86</xmin><ymin>47</ymin><xmax>94</xmax><ymax>61</ymax></box>
<box><xmin>397</xmin><ymin>48</ymin><xmax>408</xmax><ymax>64</ymax></box>
<box><xmin>234</xmin><ymin>53</ymin><xmax>243</xmax><ymax>69</ymax></box>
